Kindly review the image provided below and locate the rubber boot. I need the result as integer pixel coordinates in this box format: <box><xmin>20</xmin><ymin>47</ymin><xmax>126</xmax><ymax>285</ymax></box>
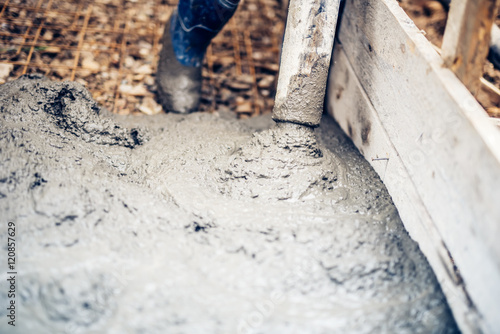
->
<box><xmin>156</xmin><ymin>0</ymin><xmax>240</xmax><ymax>113</ymax></box>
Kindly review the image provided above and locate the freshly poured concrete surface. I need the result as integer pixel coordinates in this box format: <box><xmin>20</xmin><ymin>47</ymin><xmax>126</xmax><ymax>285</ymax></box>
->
<box><xmin>0</xmin><ymin>76</ymin><xmax>458</xmax><ymax>333</ymax></box>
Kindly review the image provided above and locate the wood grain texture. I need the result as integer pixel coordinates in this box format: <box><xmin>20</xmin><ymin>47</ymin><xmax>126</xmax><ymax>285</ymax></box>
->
<box><xmin>327</xmin><ymin>44</ymin><xmax>479</xmax><ymax>334</ymax></box>
<box><xmin>326</xmin><ymin>0</ymin><xmax>500</xmax><ymax>332</ymax></box>
<box><xmin>441</xmin><ymin>0</ymin><xmax>500</xmax><ymax>95</ymax></box>
<box><xmin>422</xmin><ymin>44</ymin><xmax>500</xmax><ymax>109</ymax></box>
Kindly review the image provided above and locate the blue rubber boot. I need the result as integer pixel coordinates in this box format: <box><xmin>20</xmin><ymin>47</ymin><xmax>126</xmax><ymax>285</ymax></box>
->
<box><xmin>157</xmin><ymin>0</ymin><xmax>240</xmax><ymax>113</ymax></box>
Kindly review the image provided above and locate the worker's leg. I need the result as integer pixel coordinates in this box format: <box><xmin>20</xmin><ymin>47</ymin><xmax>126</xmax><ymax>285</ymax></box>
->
<box><xmin>157</xmin><ymin>0</ymin><xmax>240</xmax><ymax>113</ymax></box>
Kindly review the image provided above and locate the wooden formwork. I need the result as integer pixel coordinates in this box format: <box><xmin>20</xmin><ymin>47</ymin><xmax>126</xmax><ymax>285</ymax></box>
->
<box><xmin>326</xmin><ymin>0</ymin><xmax>500</xmax><ymax>333</ymax></box>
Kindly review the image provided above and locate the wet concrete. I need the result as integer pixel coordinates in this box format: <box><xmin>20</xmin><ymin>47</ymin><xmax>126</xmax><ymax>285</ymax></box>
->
<box><xmin>0</xmin><ymin>75</ymin><xmax>458</xmax><ymax>333</ymax></box>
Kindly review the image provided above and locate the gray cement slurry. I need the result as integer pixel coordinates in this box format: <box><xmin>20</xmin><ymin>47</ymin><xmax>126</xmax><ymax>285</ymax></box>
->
<box><xmin>0</xmin><ymin>75</ymin><xmax>458</xmax><ymax>333</ymax></box>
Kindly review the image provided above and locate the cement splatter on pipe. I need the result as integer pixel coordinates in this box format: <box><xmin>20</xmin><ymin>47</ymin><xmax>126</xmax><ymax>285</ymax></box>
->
<box><xmin>272</xmin><ymin>0</ymin><xmax>341</xmax><ymax>127</ymax></box>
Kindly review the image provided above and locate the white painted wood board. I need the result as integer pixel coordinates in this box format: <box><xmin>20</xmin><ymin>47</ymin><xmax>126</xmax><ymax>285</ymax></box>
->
<box><xmin>326</xmin><ymin>0</ymin><xmax>500</xmax><ymax>333</ymax></box>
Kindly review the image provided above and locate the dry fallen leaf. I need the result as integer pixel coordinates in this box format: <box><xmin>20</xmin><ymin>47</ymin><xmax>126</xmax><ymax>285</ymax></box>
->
<box><xmin>138</xmin><ymin>96</ymin><xmax>162</xmax><ymax>115</ymax></box>
<box><xmin>134</xmin><ymin>64</ymin><xmax>153</xmax><ymax>75</ymax></box>
<box><xmin>82</xmin><ymin>58</ymin><xmax>100</xmax><ymax>72</ymax></box>
<box><xmin>226</xmin><ymin>80</ymin><xmax>252</xmax><ymax>90</ymax></box>
<box><xmin>236</xmin><ymin>101</ymin><xmax>253</xmax><ymax>113</ymax></box>
<box><xmin>119</xmin><ymin>83</ymin><xmax>149</xmax><ymax>96</ymax></box>
<box><xmin>257</xmin><ymin>75</ymin><xmax>275</xmax><ymax>88</ymax></box>
<box><xmin>0</xmin><ymin>63</ymin><xmax>14</xmax><ymax>84</ymax></box>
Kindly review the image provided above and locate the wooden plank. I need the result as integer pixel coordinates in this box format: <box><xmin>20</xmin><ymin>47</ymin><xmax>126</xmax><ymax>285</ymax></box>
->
<box><xmin>441</xmin><ymin>0</ymin><xmax>500</xmax><ymax>95</ymax></box>
<box><xmin>327</xmin><ymin>44</ymin><xmax>479</xmax><ymax>334</ymax></box>
<box><xmin>478</xmin><ymin>77</ymin><xmax>500</xmax><ymax>107</ymax></box>
<box><xmin>422</xmin><ymin>42</ymin><xmax>500</xmax><ymax>109</ymax></box>
<box><xmin>326</xmin><ymin>0</ymin><xmax>500</xmax><ymax>333</ymax></box>
<box><xmin>435</xmin><ymin>0</ymin><xmax>500</xmax><ymax>69</ymax></box>
<box><xmin>423</xmin><ymin>43</ymin><xmax>500</xmax><ymax>109</ymax></box>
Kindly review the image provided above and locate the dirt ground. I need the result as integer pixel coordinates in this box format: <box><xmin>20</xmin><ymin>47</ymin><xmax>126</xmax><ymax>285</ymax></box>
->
<box><xmin>0</xmin><ymin>0</ymin><xmax>285</xmax><ymax>117</ymax></box>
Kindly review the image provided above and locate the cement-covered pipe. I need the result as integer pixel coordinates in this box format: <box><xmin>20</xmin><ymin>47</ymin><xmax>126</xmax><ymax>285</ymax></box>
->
<box><xmin>272</xmin><ymin>0</ymin><xmax>341</xmax><ymax>127</ymax></box>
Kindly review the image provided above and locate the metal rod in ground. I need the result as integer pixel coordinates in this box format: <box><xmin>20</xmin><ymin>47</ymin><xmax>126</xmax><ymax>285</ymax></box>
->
<box><xmin>272</xmin><ymin>0</ymin><xmax>341</xmax><ymax>127</ymax></box>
